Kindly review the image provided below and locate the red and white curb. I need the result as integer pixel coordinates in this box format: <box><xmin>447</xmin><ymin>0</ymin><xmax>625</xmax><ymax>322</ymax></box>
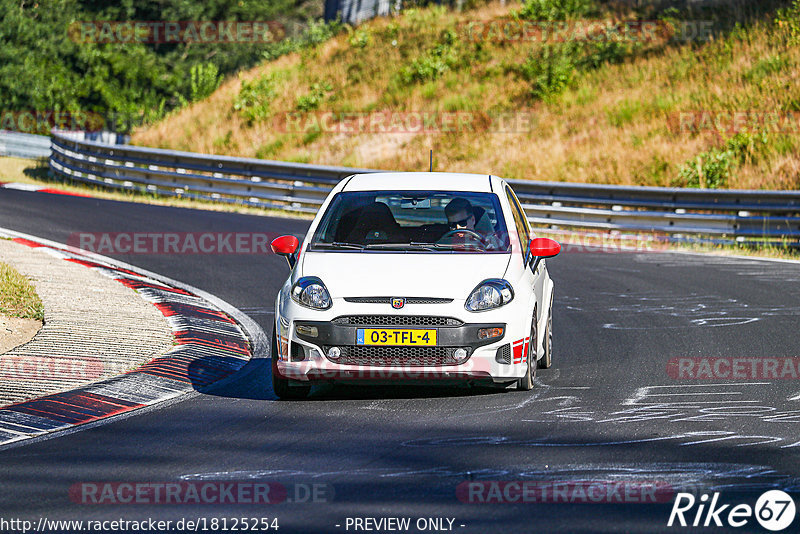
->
<box><xmin>0</xmin><ymin>181</ymin><xmax>92</xmax><ymax>197</ymax></box>
<box><xmin>0</xmin><ymin>228</ymin><xmax>267</xmax><ymax>448</ymax></box>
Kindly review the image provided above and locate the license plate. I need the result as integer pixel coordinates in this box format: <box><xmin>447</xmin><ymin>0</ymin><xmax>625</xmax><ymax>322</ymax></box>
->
<box><xmin>356</xmin><ymin>328</ymin><xmax>437</xmax><ymax>346</ymax></box>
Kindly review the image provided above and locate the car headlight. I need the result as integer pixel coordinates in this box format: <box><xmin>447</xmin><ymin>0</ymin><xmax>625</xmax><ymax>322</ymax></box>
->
<box><xmin>291</xmin><ymin>277</ymin><xmax>332</xmax><ymax>310</ymax></box>
<box><xmin>465</xmin><ymin>279</ymin><xmax>514</xmax><ymax>312</ymax></box>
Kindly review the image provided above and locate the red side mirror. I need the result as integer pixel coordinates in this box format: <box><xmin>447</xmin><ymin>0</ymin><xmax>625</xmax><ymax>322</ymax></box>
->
<box><xmin>271</xmin><ymin>235</ymin><xmax>299</xmax><ymax>256</ymax></box>
<box><xmin>530</xmin><ymin>237</ymin><xmax>561</xmax><ymax>258</ymax></box>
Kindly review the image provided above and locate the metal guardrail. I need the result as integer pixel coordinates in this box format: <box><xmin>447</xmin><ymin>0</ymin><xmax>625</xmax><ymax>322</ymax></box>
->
<box><xmin>49</xmin><ymin>130</ymin><xmax>378</xmax><ymax>214</ymax></box>
<box><xmin>57</xmin><ymin>130</ymin><xmax>130</xmax><ymax>145</ymax></box>
<box><xmin>48</xmin><ymin>130</ymin><xmax>800</xmax><ymax>240</ymax></box>
<box><xmin>0</xmin><ymin>131</ymin><xmax>51</xmax><ymax>159</ymax></box>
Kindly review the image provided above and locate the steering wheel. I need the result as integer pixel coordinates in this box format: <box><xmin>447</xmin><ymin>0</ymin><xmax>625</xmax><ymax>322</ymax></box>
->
<box><xmin>438</xmin><ymin>228</ymin><xmax>486</xmax><ymax>248</ymax></box>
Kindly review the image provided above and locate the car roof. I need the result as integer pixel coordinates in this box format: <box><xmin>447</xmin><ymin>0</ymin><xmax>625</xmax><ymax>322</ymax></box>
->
<box><xmin>342</xmin><ymin>172</ymin><xmax>497</xmax><ymax>193</ymax></box>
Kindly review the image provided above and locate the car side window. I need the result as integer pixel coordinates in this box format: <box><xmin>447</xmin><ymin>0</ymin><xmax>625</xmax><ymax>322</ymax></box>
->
<box><xmin>505</xmin><ymin>186</ymin><xmax>530</xmax><ymax>262</ymax></box>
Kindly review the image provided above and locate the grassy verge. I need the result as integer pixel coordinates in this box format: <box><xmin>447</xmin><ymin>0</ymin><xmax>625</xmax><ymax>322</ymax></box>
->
<box><xmin>674</xmin><ymin>240</ymin><xmax>800</xmax><ymax>261</ymax></box>
<box><xmin>0</xmin><ymin>156</ymin><xmax>313</xmax><ymax>220</ymax></box>
<box><xmin>0</xmin><ymin>261</ymin><xmax>44</xmax><ymax>321</ymax></box>
<box><xmin>534</xmin><ymin>227</ymin><xmax>800</xmax><ymax>260</ymax></box>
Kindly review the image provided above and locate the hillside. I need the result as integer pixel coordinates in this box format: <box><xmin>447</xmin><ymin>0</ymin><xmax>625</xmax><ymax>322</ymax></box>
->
<box><xmin>132</xmin><ymin>0</ymin><xmax>800</xmax><ymax>189</ymax></box>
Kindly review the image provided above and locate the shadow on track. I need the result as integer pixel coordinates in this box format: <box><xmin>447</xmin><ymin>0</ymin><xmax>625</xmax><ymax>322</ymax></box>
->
<box><xmin>192</xmin><ymin>356</ymin><xmax>514</xmax><ymax>402</ymax></box>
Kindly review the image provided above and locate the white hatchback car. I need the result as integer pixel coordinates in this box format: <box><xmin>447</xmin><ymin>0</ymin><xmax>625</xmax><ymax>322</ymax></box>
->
<box><xmin>269</xmin><ymin>172</ymin><xmax>560</xmax><ymax>399</ymax></box>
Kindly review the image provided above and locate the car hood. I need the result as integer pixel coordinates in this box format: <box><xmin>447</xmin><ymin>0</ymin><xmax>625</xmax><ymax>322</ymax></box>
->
<box><xmin>300</xmin><ymin>252</ymin><xmax>511</xmax><ymax>298</ymax></box>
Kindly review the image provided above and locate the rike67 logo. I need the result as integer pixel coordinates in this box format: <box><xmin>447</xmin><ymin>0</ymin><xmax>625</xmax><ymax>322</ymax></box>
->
<box><xmin>668</xmin><ymin>490</ymin><xmax>796</xmax><ymax>531</ymax></box>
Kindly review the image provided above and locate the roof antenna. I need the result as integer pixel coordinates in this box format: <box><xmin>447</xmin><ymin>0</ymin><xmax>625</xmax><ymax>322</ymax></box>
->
<box><xmin>429</xmin><ymin>149</ymin><xmax>433</xmax><ymax>172</ymax></box>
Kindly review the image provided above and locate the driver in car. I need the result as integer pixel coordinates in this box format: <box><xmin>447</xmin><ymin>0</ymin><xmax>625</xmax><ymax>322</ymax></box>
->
<box><xmin>443</xmin><ymin>198</ymin><xmax>502</xmax><ymax>249</ymax></box>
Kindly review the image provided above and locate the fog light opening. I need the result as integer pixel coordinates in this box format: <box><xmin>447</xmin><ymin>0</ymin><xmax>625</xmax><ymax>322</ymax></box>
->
<box><xmin>327</xmin><ymin>346</ymin><xmax>341</xmax><ymax>360</ymax></box>
<box><xmin>478</xmin><ymin>327</ymin><xmax>504</xmax><ymax>340</ymax></box>
<box><xmin>290</xmin><ymin>343</ymin><xmax>306</xmax><ymax>362</ymax></box>
<box><xmin>296</xmin><ymin>325</ymin><xmax>319</xmax><ymax>337</ymax></box>
<box><xmin>453</xmin><ymin>348</ymin><xmax>468</xmax><ymax>363</ymax></box>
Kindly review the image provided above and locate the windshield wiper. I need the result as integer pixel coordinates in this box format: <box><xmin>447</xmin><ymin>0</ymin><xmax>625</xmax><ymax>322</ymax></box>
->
<box><xmin>408</xmin><ymin>242</ymin><xmax>445</xmax><ymax>251</ymax></box>
<box><xmin>410</xmin><ymin>241</ymin><xmax>488</xmax><ymax>252</ymax></box>
<box><xmin>363</xmin><ymin>243</ymin><xmax>427</xmax><ymax>250</ymax></box>
<box><xmin>315</xmin><ymin>242</ymin><xmax>365</xmax><ymax>250</ymax></box>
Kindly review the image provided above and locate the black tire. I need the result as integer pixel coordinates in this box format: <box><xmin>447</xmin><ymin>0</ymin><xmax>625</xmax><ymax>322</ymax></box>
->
<box><xmin>539</xmin><ymin>295</ymin><xmax>553</xmax><ymax>369</ymax></box>
<box><xmin>271</xmin><ymin>328</ymin><xmax>311</xmax><ymax>400</ymax></box>
<box><xmin>516</xmin><ymin>315</ymin><xmax>537</xmax><ymax>391</ymax></box>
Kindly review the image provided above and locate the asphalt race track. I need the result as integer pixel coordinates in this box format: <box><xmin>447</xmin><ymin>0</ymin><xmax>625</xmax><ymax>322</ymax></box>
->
<box><xmin>1</xmin><ymin>188</ymin><xmax>799</xmax><ymax>533</ymax></box>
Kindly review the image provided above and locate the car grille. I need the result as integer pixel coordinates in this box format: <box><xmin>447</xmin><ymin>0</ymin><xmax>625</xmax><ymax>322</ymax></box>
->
<box><xmin>323</xmin><ymin>345</ymin><xmax>470</xmax><ymax>366</ymax></box>
<box><xmin>343</xmin><ymin>297</ymin><xmax>453</xmax><ymax>304</ymax></box>
<box><xmin>332</xmin><ymin>315</ymin><xmax>462</xmax><ymax>327</ymax></box>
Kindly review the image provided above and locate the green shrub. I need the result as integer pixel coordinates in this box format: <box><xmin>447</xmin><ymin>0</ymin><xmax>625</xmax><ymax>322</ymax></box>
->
<box><xmin>348</xmin><ymin>28</ymin><xmax>371</xmax><ymax>48</ymax></box>
<box><xmin>725</xmin><ymin>131</ymin><xmax>770</xmax><ymax>165</ymax></box>
<box><xmin>190</xmin><ymin>63</ymin><xmax>221</xmax><ymax>102</ymax></box>
<box><xmin>518</xmin><ymin>44</ymin><xmax>578</xmax><ymax>100</ymax></box>
<box><xmin>401</xmin><ymin>45</ymin><xmax>458</xmax><ymax>83</ymax></box>
<box><xmin>233</xmin><ymin>75</ymin><xmax>276</xmax><ymax>123</ymax></box>
<box><xmin>580</xmin><ymin>40</ymin><xmax>633</xmax><ymax>70</ymax></box>
<box><xmin>399</xmin><ymin>29</ymin><xmax>460</xmax><ymax>84</ymax></box>
<box><xmin>775</xmin><ymin>0</ymin><xmax>800</xmax><ymax>43</ymax></box>
<box><xmin>678</xmin><ymin>132</ymin><xmax>770</xmax><ymax>188</ymax></box>
<box><xmin>259</xmin><ymin>20</ymin><xmax>344</xmax><ymax>62</ymax></box>
<box><xmin>678</xmin><ymin>149</ymin><xmax>734</xmax><ymax>189</ymax></box>
<box><xmin>516</xmin><ymin>0</ymin><xmax>593</xmax><ymax>21</ymax></box>
<box><xmin>514</xmin><ymin>26</ymin><xmax>634</xmax><ymax>102</ymax></box>
<box><xmin>296</xmin><ymin>81</ymin><xmax>334</xmax><ymax>111</ymax></box>
<box><xmin>303</xmin><ymin>19</ymin><xmax>343</xmax><ymax>47</ymax></box>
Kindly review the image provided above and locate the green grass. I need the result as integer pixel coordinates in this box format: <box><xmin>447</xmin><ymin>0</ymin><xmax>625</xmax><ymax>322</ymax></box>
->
<box><xmin>0</xmin><ymin>262</ymin><xmax>44</xmax><ymax>321</ymax></box>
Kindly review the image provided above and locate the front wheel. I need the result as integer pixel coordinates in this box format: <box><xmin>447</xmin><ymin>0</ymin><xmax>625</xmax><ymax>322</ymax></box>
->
<box><xmin>539</xmin><ymin>294</ymin><xmax>553</xmax><ymax>369</ymax></box>
<box><xmin>517</xmin><ymin>316</ymin><xmax>537</xmax><ymax>391</ymax></box>
<box><xmin>271</xmin><ymin>329</ymin><xmax>311</xmax><ymax>400</ymax></box>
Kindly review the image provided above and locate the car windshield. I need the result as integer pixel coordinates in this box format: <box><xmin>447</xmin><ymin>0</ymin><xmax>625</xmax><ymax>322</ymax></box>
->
<box><xmin>309</xmin><ymin>190</ymin><xmax>511</xmax><ymax>253</ymax></box>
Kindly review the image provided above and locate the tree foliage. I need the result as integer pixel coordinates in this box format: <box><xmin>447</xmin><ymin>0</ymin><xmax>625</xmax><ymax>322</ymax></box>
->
<box><xmin>0</xmin><ymin>0</ymin><xmax>322</xmax><ymax>132</ymax></box>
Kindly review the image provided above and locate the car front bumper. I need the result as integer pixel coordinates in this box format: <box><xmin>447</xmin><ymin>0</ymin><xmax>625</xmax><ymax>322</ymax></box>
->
<box><xmin>274</xmin><ymin>305</ymin><xmax>533</xmax><ymax>384</ymax></box>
